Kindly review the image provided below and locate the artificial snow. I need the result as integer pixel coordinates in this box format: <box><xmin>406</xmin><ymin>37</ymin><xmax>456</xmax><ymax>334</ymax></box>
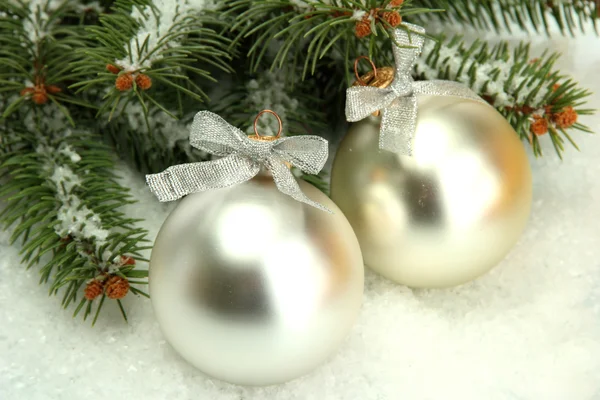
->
<box><xmin>116</xmin><ymin>0</ymin><xmax>216</xmax><ymax>71</ymax></box>
<box><xmin>1</xmin><ymin>34</ymin><xmax>600</xmax><ymax>400</ymax></box>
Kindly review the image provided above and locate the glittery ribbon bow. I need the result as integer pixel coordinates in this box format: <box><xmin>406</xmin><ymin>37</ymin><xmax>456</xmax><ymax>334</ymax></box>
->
<box><xmin>345</xmin><ymin>23</ymin><xmax>485</xmax><ymax>156</ymax></box>
<box><xmin>146</xmin><ymin>111</ymin><xmax>331</xmax><ymax>212</ymax></box>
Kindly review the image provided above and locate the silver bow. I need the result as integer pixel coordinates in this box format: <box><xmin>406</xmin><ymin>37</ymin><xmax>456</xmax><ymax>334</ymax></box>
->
<box><xmin>345</xmin><ymin>23</ymin><xmax>486</xmax><ymax>155</ymax></box>
<box><xmin>146</xmin><ymin>111</ymin><xmax>331</xmax><ymax>212</ymax></box>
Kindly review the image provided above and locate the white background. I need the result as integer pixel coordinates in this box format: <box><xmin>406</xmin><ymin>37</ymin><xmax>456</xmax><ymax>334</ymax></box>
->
<box><xmin>1</xmin><ymin>31</ymin><xmax>600</xmax><ymax>399</ymax></box>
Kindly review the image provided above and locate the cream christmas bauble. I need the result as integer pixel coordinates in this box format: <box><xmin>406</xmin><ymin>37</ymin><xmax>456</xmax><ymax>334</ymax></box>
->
<box><xmin>149</xmin><ymin>175</ymin><xmax>364</xmax><ymax>386</ymax></box>
<box><xmin>330</xmin><ymin>95</ymin><xmax>532</xmax><ymax>288</ymax></box>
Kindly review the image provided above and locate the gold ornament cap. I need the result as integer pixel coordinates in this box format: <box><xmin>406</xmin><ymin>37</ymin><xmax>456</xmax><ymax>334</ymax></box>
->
<box><xmin>351</xmin><ymin>56</ymin><xmax>395</xmax><ymax>117</ymax></box>
<box><xmin>249</xmin><ymin>110</ymin><xmax>292</xmax><ymax>170</ymax></box>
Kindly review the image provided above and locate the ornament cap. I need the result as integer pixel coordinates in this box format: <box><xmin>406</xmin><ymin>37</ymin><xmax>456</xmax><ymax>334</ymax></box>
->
<box><xmin>352</xmin><ymin>56</ymin><xmax>395</xmax><ymax>90</ymax></box>
<box><xmin>352</xmin><ymin>56</ymin><xmax>395</xmax><ymax>117</ymax></box>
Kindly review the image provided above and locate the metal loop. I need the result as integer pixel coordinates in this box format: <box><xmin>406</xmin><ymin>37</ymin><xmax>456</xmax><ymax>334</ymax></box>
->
<box><xmin>354</xmin><ymin>56</ymin><xmax>378</xmax><ymax>87</ymax></box>
<box><xmin>253</xmin><ymin>109</ymin><xmax>282</xmax><ymax>139</ymax></box>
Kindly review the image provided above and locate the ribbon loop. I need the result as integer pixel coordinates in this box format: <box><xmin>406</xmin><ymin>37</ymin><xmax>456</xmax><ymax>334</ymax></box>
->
<box><xmin>146</xmin><ymin>110</ymin><xmax>331</xmax><ymax>212</ymax></box>
<box><xmin>345</xmin><ymin>23</ymin><xmax>486</xmax><ymax>156</ymax></box>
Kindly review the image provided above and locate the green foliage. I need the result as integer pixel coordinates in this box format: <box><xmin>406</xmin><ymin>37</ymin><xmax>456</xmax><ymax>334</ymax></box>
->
<box><xmin>103</xmin><ymin>105</ymin><xmax>209</xmax><ymax>174</ymax></box>
<box><xmin>71</xmin><ymin>0</ymin><xmax>233</xmax><ymax>121</ymax></box>
<box><xmin>0</xmin><ymin>110</ymin><xmax>150</xmax><ymax>325</ymax></box>
<box><xmin>414</xmin><ymin>35</ymin><xmax>594</xmax><ymax>157</ymax></box>
<box><xmin>227</xmin><ymin>0</ymin><xmax>439</xmax><ymax>83</ymax></box>
<box><xmin>412</xmin><ymin>0</ymin><xmax>599</xmax><ymax>36</ymax></box>
<box><xmin>0</xmin><ymin>0</ymin><xmax>91</xmax><ymax>123</ymax></box>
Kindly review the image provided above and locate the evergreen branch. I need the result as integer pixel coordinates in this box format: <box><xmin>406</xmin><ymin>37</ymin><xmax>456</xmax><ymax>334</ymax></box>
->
<box><xmin>412</xmin><ymin>0</ymin><xmax>599</xmax><ymax>36</ymax></box>
<box><xmin>229</xmin><ymin>0</ymin><xmax>437</xmax><ymax>80</ymax></box>
<box><xmin>413</xmin><ymin>35</ymin><xmax>595</xmax><ymax>157</ymax></box>
<box><xmin>0</xmin><ymin>106</ymin><xmax>150</xmax><ymax>325</ymax></box>
<box><xmin>73</xmin><ymin>0</ymin><xmax>233</xmax><ymax>120</ymax></box>
<box><xmin>102</xmin><ymin>102</ymin><xmax>209</xmax><ymax>174</ymax></box>
<box><xmin>0</xmin><ymin>0</ymin><xmax>90</xmax><ymax>120</ymax></box>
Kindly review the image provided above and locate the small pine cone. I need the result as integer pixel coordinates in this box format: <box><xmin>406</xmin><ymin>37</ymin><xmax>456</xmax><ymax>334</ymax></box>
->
<box><xmin>552</xmin><ymin>83</ymin><xmax>561</xmax><ymax>91</ymax></box>
<box><xmin>355</xmin><ymin>17</ymin><xmax>372</xmax><ymax>38</ymax></box>
<box><xmin>106</xmin><ymin>64</ymin><xmax>121</xmax><ymax>74</ymax></box>
<box><xmin>105</xmin><ymin>276</ymin><xmax>130</xmax><ymax>299</ymax></box>
<box><xmin>115</xmin><ymin>73</ymin><xmax>134</xmax><ymax>91</ymax></box>
<box><xmin>20</xmin><ymin>87</ymin><xmax>34</xmax><ymax>96</ymax></box>
<box><xmin>31</xmin><ymin>90</ymin><xmax>48</xmax><ymax>105</ymax></box>
<box><xmin>135</xmin><ymin>73</ymin><xmax>152</xmax><ymax>90</ymax></box>
<box><xmin>45</xmin><ymin>85</ymin><xmax>62</xmax><ymax>94</ymax></box>
<box><xmin>552</xmin><ymin>106</ymin><xmax>578</xmax><ymax>129</ymax></box>
<box><xmin>389</xmin><ymin>0</ymin><xmax>404</xmax><ymax>6</ymax></box>
<box><xmin>530</xmin><ymin>115</ymin><xmax>549</xmax><ymax>136</ymax></box>
<box><xmin>382</xmin><ymin>11</ymin><xmax>402</xmax><ymax>27</ymax></box>
<box><xmin>84</xmin><ymin>280</ymin><xmax>104</xmax><ymax>301</ymax></box>
<box><xmin>120</xmin><ymin>255</ymin><xmax>136</xmax><ymax>266</ymax></box>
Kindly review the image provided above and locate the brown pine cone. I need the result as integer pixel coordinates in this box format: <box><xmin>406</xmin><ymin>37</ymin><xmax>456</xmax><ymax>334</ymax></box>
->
<box><xmin>105</xmin><ymin>276</ymin><xmax>130</xmax><ymax>299</ymax></box>
<box><xmin>120</xmin><ymin>255</ymin><xmax>136</xmax><ymax>266</ymax></box>
<box><xmin>530</xmin><ymin>115</ymin><xmax>549</xmax><ymax>136</ymax></box>
<box><xmin>106</xmin><ymin>64</ymin><xmax>121</xmax><ymax>74</ymax></box>
<box><xmin>389</xmin><ymin>0</ymin><xmax>404</xmax><ymax>6</ymax></box>
<box><xmin>355</xmin><ymin>17</ymin><xmax>372</xmax><ymax>38</ymax></box>
<box><xmin>45</xmin><ymin>85</ymin><xmax>62</xmax><ymax>94</ymax></box>
<box><xmin>31</xmin><ymin>90</ymin><xmax>48</xmax><ymax>105</ymax></box>
<box><xmin>135</xmin><ymin>73</ymin><xmax>152</xmax><ymax>90</ymax></box>
<box><xmin>84</xmin><ymin>279</ymin><xmax>104</xmax><ymax>301</ymax></box>
<box><xmin>382</xmin><ymin>11</ymin><xmax>402</xmax><ymax>27</ymax></box>
<box><xmin>115</xmin><ymin>73</ymin><xmax>134</xmax><ymax>91</ymax></box>
<box><xmin>551</xmin><ymin>106</ymin><xmax>578</xmax><ymax>129</ymax></box>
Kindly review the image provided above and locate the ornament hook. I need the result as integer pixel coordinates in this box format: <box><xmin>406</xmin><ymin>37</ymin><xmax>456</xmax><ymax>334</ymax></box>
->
<box><xmin>253</xmin><ymin>109</ymin><xmax>283</xmax><ymax>141</ymax></box>
<box><xmin>354</xmin><ymin>56</ymin><xmax>378</xmax><ymax>87</ymax></box>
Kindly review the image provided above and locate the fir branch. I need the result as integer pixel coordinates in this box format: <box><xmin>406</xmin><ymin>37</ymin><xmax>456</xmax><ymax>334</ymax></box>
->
<box><xmin>413</xmin><ymin>35</ymin><xmax>595</xmax><ymax>157</ymax></box>
<box><xmin>103</xmin><ymin>103</ymin><xmax>209</xmax><ymax>174</ymax></box>
<box><xmin>73</xmin><ymin>0</ymin><xmax>233</xmax><ymax>119</ymax></box>
<box><xmin>0</xmin><ymin>0</ymin><xmax>91</xmax><ymax>121</ymax></box>
<box><xmin>228</xmin><ymin>0</ymin><xmax>438</xmax><ymax>80</ymax></box>
<box><xmin>412</xmin><ymin>0</ymin><xmax>599</xmax><ymax>36</ymax></box>
<box><xmin>0</xmin><ymin>106</ymin><xmax>150</xmax><ymax>324</ymax></box>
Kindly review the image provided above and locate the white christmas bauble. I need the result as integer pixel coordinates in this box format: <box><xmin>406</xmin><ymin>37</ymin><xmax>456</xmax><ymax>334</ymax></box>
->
<box><xmin>149</xmin><ymin>175</ymin><xmax>364</xmax><ymax>386</ymax></box>
<box><xmin>330</xmin><ymin>95</ymin><xmax>532</xmax><ymax>288</ymax></box>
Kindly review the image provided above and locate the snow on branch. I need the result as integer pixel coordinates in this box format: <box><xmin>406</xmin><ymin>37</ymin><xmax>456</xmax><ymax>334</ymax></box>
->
<box><xmin>116</xmin><ymin>0</ymin><xmax>217</xmax><ymax>71</ymax></box>
<box><xmin>37</xmin><ymin>139</ymin><xmax>110</xmax><ymax>244</ymax></box>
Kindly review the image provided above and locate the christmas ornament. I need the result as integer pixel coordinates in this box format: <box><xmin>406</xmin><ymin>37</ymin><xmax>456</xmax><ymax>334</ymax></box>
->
<box><xmin>147</xmin><ymin>111</ymin><xmax>364</xmax><ymax>386</ymax></box>
<box><xmin>330</xmin><ymin>24</ymin><xmax>532</xmax><ymax>288</ymax></box>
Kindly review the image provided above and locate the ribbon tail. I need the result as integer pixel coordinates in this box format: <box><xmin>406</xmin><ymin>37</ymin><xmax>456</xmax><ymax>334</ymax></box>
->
<box><xmin>146</xmin><ymin>155</ymin><xmax>259</xmax><ymax>202</ymax></box>
<box><xmin>379</xmin><ymin>96</ymin><xmax>418</xmax><ymax>156</ymax></box>
<box><xmin>272</xmin><ymin>135</ymin><xmax>329</xmax><ymax>174</ymax></box>
<box><xmin>266</xmin><ymin>158</ymin><xmax>332</xmax><ymax>213</ymax></box>
<box><xmin>412</xmin><ymin>80</ymin><xmax>486</xmax><ymax>104</ymax></box>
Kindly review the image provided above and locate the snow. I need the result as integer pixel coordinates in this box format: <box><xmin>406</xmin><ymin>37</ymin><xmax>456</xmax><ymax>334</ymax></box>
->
<box><xmin>22</xmin><ymin>0</ymin><xmax>63</xmax><ymax>45</ymax></box>
<box><xmin>1</xmin><ymin>33</ymin><xmax>600</xmax><ymax>400</ymax></box>
<box><xmin>351</xmin><ymin>10</ymin><xmax>367</xmax><ymax>21</ymax></box>
<box><xmin>116</xmin><ymin>0</ymin><xmax>216</xmax><ymax>71</ymax></box>
<box><xmin>415</xmin><ymin>38</ymin><xmax>560</xmax><ymax>110</ymax></box>
<box><xmin>38</xmin><ymin>137</ymin><xmax>110</xmax><ymax>244</ymax></box>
